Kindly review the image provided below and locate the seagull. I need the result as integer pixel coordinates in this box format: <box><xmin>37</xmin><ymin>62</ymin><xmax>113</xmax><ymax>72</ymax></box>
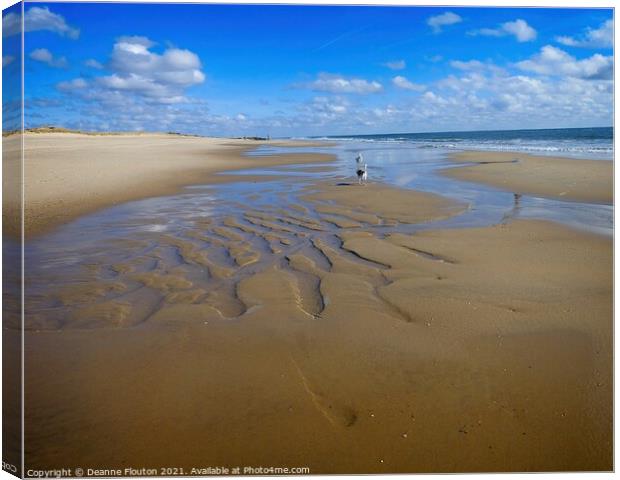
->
<box><xmin>355</xmin><ymin>153</ymin><xmax>368</xmax><ymax>185</ymax></box>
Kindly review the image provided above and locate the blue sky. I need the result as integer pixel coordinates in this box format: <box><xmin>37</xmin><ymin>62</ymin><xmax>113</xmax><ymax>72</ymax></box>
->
<box><xmin>2</xmin><ymin>2</ymin><xmax>614</xmax><ymax>136</ymax></box>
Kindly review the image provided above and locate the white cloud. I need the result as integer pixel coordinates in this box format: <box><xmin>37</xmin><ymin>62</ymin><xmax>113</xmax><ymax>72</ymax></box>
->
<box><xmin>3</xmin><ymin>55</ymin><xmax>15</xmax><ymax>67</ymax></box>
<box><xmin>517</xmin><ymin>45</ymin><xmax>612</xmax><ymax>80</ymax></box>
<box><xmin>61</xmin><ymin>36</ymin><xmax>206</xmax><ymax>104</ymax></box>
<box><xmin>85</xmin><ymin>59</ymin><xmax>104</xmax><ymax>69</ymax></box>
<box><xmin>50</xmin><ymin>35</ymin><xmax>210</xmax><ymax>135</ymax></box>
<box><xmin>33</xmin><ymin>33</ymin><xmax>612</xmax><ymax>136</ymax></box>
<box><xmin>30</xmin><ymin>48</ymin><xmax>68</xmax><ymax>68</ymax></box>
<box><xmin>392</xmin><ymin>75</ymin><xmax>425</xmax><ymax>91</ymax></box>
<box><xmin>57</xmin><ymin>78</ymin><xmax>88</xmax><ymax>91</ymax></box>
<box><xmin>30</xmin><ymin>49</ymin><xmax>53</xmax><ymax>63</ymax></box>
<box><xmin>97</xmin><ymin>74</ymin><xmax>173</xmax><ymax>98</ymax></box>
<box><xmin>427</xmin><ymin>12</ymin><xmax>462</xmax><ymax>34</ymax></box>
<box><xmin>399</xmin><ymin>68</ymin><xmax>611</xmax><ymax>132</ymax></box>
<box><xmin>302</xmin><ymin>73</ymin><xmax>382</xmax><ymax>94</ymax></box>
<box><xmin>300</xmin><ymin>96</ymin><xmax>350</xmax><ymax>119</ymax></box>
<box><xmin>384</xmin><ymin>60</ymin><xmax>406</xmax><ymax>70</ymax></box>
<box><xmin>55</xmin><ymin>35</ymin><xmax>207</xmax><ymax>131</ymax></box>
<box><xmin>3</xmin><ymin>6</ymin><xmax>79</xmax><ymax>39</ymax></box>
<box><xmin>469</xmin><ymin>19</ymin><xmax>537</xmax><ymax>42</ymax></box>
<box><xmin>107</xmin><ymin>37</ymin><xmax>205</xmax><ymax>90</ymax></box>
<box><xmin>450</xmin><ymin>59</ymin><xmax>505</xmax><ymax>75</ymax></box>
<box><xmin>372</xmin><ymin>104</ymin><xmax>400</xmax><ymax>119</ymax></box>
<box><xmin>250</xmin><ymin>95</ymin><xmax>365</xmax><ymax>132</ymax></box>
<box><xmin>556</xmin><ymin>19</ymin><xmax>613</xmax><ymax>48</ymax></box>
<box><xmin>288</xmin><ymin>60</ymin><xmax>610</xmax><ymax>133</ymax></box>
<box><xmin>2</xmin><ymin>12</ymin><xmax>20</xmax><ymax>38</ymax></box>
<box><xmin>502</xmin><ymin>19</ymin><xmax>537</xmax><ymax>42</ymax></box>
<box><xmin>116</xmin><ymin>35</ymin><xmax>155</xmax><ymax>49</ymax></box>
<box><xmin>37</xmin><ymin>60</ymin><xmax>613</xmax><ymax>136</ymax></box>
<box><xmin>450</xmin><ymin>59</ymin><xmax>486</xmax><ymax>70</ymax></box>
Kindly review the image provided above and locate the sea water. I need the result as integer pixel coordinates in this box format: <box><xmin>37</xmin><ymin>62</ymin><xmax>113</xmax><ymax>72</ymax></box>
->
<box><xmin>315</xmin><ymin>126</ymin><xmax>613</xmax><ymax>160</ymax></box>
<box><xmin>247</xmin><ymin>134</ymin><xmax>613</xmax><ymax>236</ymax></box>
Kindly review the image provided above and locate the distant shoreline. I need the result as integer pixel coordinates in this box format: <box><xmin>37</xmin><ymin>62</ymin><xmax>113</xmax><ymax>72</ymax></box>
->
<box><xmin>4</xmin><ymin>126</ymin><xmax>275</xmax><ymax>139</ymax></box>
<box><xmin>3</xmin><ymin>132</ymin><xmax>612</xmax><ymax>240</ymax></box>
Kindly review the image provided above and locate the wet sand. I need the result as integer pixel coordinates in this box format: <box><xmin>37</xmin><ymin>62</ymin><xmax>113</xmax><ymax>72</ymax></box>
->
<box><xmin>5</xmin><ymin>134</ymin><xmax>611</xmax><ymax>472</ymax></box>
<box><xmin>22</xmin><ymin>168</ymin><xmax>612</xmax><ymax>472</ymax></box>
<box><xmin>302</xmin><ymin>181</ymin><xmax>464</xmax><ymax>225</ymax></box>
<box><xmin>8</xmin><ymin>132</ymin><xmax>332</xmax><ymax>237</ymax></box>
<box><xmin>444</xmin><ymin>151</ymin><xmax>612</xmax><ymax>205</ymax></box>
<box><xmin>2</xmin><ymin>134</ymin><xmax>23</xmax><ymax>474</ymax></box>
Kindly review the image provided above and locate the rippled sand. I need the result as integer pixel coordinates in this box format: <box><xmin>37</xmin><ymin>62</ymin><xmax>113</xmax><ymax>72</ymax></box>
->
<box><xmin>5</xmin><ymin>134</ymin><xmax>611</xmax><ymax>473</ymax></box>
<box><xmin>21</xmin><ymin>160</ymin><xmax>611</xmax><ymax>472</ymax></box>
<box><xmin>22</xmin><ymin>180</ymin><xmax>465</xmax><ymax>330</ymax></box>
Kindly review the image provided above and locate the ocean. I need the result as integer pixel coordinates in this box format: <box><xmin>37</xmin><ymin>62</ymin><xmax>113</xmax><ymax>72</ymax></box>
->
<box><xmin>318</xmin><ymin>127</ymin><xmax>613</xmax><ymax>160</ymax></box>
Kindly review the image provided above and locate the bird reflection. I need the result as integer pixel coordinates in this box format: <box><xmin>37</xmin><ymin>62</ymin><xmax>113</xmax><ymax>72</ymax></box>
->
<box><xmin>502</xmin><ymin>193</ymin><xmax>522</xmax><ymax>222</ymax></box>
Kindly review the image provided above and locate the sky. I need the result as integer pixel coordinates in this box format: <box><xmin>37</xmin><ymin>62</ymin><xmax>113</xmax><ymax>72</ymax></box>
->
<box><xmin>2</xmin><ymin>2</ymin><xmax>614</xmax><ymax>137</ymax></box>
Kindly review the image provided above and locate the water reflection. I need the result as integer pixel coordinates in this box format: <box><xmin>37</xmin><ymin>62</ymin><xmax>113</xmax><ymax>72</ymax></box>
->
<box><xmin>248</xmin><ymin>142</ymin><xmax>612</xmax><ymax>235</ymax></box>
<box><xmin>15</xmin><ymin>140</ymin><xmax>612</xmax><ymax>331</ymax></box>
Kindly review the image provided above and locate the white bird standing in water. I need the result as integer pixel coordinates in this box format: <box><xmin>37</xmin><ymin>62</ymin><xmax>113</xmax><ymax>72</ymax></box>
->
<box><xmin>355</xmin><ymin>153</ymin><xmax>368</xmax><ymax>185</ymax></box>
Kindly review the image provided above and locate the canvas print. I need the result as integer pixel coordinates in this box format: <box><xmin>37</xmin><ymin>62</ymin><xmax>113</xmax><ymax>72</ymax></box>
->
<box><xmin>2</xmin><ymin>1</ymin><xmax>614</xmax><ymax>476</ymax></box>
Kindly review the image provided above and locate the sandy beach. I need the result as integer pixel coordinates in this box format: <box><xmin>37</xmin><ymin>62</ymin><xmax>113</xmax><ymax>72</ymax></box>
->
<box><xmin>4</xmin><ymin>1</ymin><xmax>613</xmax><ymax>476</ymax></box>
<box><xmin>3</xmin><ymin>134</ymin><xmax>610</xmax><ymax>473</ymax></box>
<box><xmin>5</xmin><ymin>132</ymin><xmax>333</xmax><ymax>238</ymax></box>
<box><xmin>444</xmin><ymin>151</ymin><xmax>613</xmax><ymax>205</ymax></box>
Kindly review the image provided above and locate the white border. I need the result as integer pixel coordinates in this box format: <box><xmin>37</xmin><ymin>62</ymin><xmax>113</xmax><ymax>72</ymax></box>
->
<box><xmin>0</xmin><ymin>1</ymin><xmax>616</xmax><ymax>480</ymax></box>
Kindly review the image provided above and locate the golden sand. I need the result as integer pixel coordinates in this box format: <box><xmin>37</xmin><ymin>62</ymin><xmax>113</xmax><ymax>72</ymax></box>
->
<box><xmin>444</xmin><ymin>151</ymin><xmax>612</xmax><ymax>204</ymax></box>
<box><xmin>6</xmin><ymin>132</ymin><xmax>332</xmax><ymax>237</ymax></box>
<box><xmin>21</xmin><ymin>178</ymin><xmax>611</xmax><ymax>473</ymax></box>
<box><xmin>2</xmin><ymin>134</ymin><xmax>610</xmax><ymax>472</ymax></box>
